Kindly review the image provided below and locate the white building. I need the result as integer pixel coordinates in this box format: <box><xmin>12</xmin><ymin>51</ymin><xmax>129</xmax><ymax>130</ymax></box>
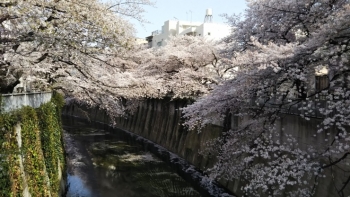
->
<box><xmin>134</xmin><ymin>38</ymin><xmax>148</xmax><ymax>45</ymax></box>
<box><xmin>146</xmin><ymin>9</ymin><xmax>232</xmax><ymax>48</ymax></box>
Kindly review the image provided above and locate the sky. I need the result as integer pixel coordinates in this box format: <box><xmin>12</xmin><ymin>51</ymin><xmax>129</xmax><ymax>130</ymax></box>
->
<box><xmin>132</xmin><ymin>0</ymin><xmax>247</xmax><ymax>39</ymax></box>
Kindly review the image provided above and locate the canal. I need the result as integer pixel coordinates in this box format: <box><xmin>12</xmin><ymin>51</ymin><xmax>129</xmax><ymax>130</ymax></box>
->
<box><xmin>62</xmin><ymin>117</ymin><xmax>201</xmax><ymax>197</ymax></box>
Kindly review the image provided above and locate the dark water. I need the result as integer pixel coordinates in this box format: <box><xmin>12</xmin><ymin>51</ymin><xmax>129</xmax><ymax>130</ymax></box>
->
<box><xmin>62</xmin><ymin>117</ymin><xmax>201</xmax><ymax>197</ymax></box>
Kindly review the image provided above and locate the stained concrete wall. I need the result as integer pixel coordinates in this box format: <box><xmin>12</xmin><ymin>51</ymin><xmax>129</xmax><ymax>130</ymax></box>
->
<box><xmin>1</xmin><ymin>92</ymin><xmax>52</xmax><ymax>112</ymax></box>
<box><xmin>63</xmin><ymin>99</ymin><xmax>222</xmax><ymax>171</ymax></box>
<box><xmin>63</xmin><ymin>98</ymin><xmax>350</xmax><ymax>197</ymax></box>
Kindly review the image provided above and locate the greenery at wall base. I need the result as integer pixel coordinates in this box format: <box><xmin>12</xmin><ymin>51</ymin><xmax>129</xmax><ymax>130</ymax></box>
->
<box><xmin>0</xmin><ymin>92</ymin><xmax>65</xmax><ymax>197</ymax></box>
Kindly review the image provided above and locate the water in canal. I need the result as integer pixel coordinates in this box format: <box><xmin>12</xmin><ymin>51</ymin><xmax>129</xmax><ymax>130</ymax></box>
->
<box><xmin>62</xmin><ymin>117</ymin><xmax>201</xmax><ymax>197</ymax></box>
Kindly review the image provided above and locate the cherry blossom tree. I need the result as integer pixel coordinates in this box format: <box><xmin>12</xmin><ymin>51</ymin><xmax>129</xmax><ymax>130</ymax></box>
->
<box><xmin>183</xmin><ymin>0</ymin><xmax>350</xmax><ymax>196</ymax></box>
<box><xmin>0</xmin><ymin>0</ymin><xmax>153</xmax><ymax>116</ymax></box>
<box><xmin>129</xmin><ymin>35</ymin><xmax>234</xmax><ymax>99</ymax></box>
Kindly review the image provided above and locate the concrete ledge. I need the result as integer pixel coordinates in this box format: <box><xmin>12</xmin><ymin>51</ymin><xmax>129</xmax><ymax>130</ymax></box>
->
<box><xmin>1</xmin><ymin>92</ymin><xmax>52</xmax><ymax>112</ymax></box>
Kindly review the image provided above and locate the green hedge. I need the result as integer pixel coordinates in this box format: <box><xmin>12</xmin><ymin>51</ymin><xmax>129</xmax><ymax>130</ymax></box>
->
<box><xmin>0</xmin><ymin>92</ymin><xmax>65</xmax><ymax>197</ymax></box>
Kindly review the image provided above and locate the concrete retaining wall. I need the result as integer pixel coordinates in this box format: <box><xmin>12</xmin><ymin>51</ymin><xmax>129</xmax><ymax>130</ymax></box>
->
<box><xmin>1</xmin><ymin>92</ymin><xmax>52</xmax><ymax>112</ymax></box>
<box><xmin>63</xmin><ymin>99</ymin><xmax>222</xmax><ymax>171</ymax></box>
<box><xmin>63</xmin><ymin>98</ymin><xmax>350</xmax><ymax>197</ymax></box>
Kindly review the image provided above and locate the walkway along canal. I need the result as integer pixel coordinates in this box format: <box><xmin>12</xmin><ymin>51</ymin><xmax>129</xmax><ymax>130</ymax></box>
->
<box><xmin>62</xmin><ymin>116</ymin><xmax>202</xmax><ymax>197</ymax></box>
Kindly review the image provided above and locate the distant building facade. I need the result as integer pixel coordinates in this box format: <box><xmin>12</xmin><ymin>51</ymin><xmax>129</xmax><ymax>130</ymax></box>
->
<box><xmin>134</xmin><ymin>38</ymin><xmax>148</xmax><ymax>46</ymax></box>
<box><xmin>146</xmin><ymin>9</ymin><xmax>232</xmax><ymax>48</ymax></box>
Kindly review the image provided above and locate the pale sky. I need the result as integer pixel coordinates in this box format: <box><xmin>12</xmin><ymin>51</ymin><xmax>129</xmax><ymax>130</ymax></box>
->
<box><xmin>132</xmin><ymin>0</ymin><xmax>247</xmax><ymax>39</ymax></box>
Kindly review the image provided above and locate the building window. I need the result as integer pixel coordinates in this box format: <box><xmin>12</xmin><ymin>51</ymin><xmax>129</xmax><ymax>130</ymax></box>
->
<box><xmin>157</xmin><ymin>41</ymin><xmax>162</xmax><ymax>46</ymax></box>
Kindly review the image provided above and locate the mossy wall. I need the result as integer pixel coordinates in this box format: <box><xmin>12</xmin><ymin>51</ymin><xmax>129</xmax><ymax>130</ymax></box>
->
<box><xmin>0</xmin><ymin>92</ymin><xmax>65</xmax><ymax>197</ymax></box>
